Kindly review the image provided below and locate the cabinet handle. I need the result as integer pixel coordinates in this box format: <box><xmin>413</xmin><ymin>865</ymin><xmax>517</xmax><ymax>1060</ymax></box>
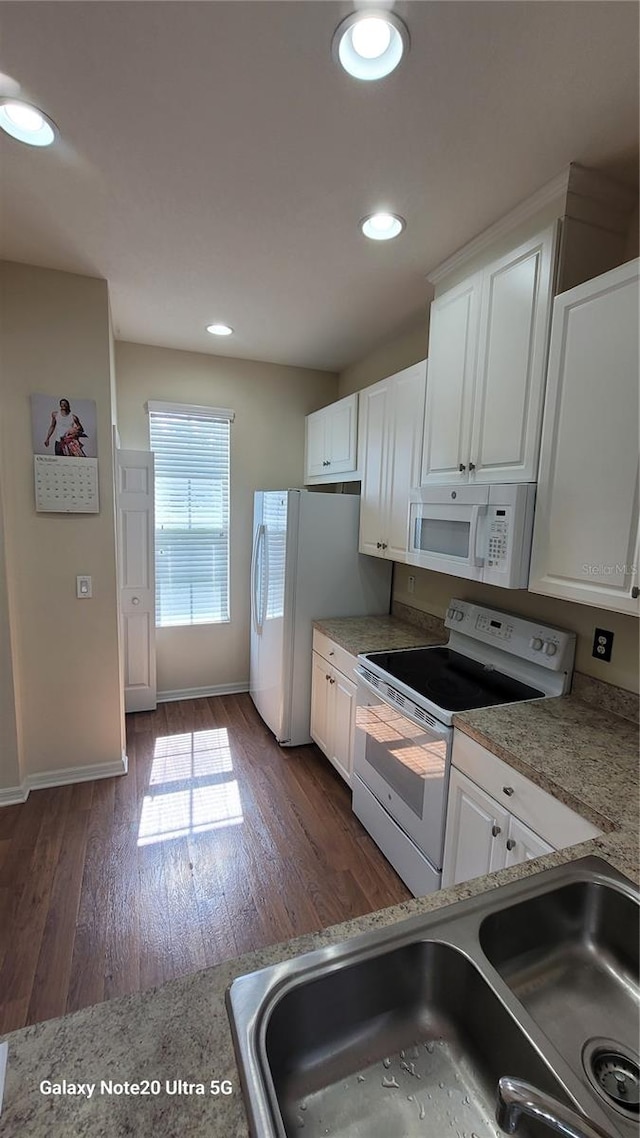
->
<box><xmin>329</xmin><ymin>650</ymin><xmax>335</xmax><ymax>656</ymax></box>
<box><xmin>632</xmin><ymin>586</ymin><xmax>639</xmax><ymax>599</ymax></box>
<box><xmin>322</xmin><ymin>460</ymin><xmax>330</xmax><ymax>467</ymax></box>
<box><xmin>491</xmin><ymin>824</ymin><xmax>501</xmax><ymax>837</ymax></box>
<box><xmin>381</xmin><ymin>542</ymin><xmax>388</xmax><ymax>550</ymax></box>
<box><xmin>506</xmin><ymin>838</ymin><xmax>516</xmax><ymax>851</ymax></box>
<box><xmin>459</xmin><ymin>463</ymin><xmax>466</xmax><ymax>472</ymax></box>
<box><xmin>325</xmin><ymin>673</ymin><xmax>331</xmax><ymax>681</ymax></box>
<box><xmin>468</xmin><ymin>461</ymin><xmax>476</xmax><ymax>471</ymax></box>
<box><xmin>502</xmin><ymin>786</ymin><xmax>514</xmax><ymax>797</ymax></box>
<box><xmin>376</xmin><ymin>542</ymin><xmax>382</xmax><ymax>549</ymax></box>
<box><xmin>329</xmin><ymin>677</ymin><xmax>335</xmax><ymax>685</ymax></box>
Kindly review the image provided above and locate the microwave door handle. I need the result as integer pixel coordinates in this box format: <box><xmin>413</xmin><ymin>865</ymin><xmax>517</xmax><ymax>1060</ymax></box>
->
<box><xmin>469</xmin><ymin>504</ymin><xmax>487</xmax><ymax>567</ymax></box>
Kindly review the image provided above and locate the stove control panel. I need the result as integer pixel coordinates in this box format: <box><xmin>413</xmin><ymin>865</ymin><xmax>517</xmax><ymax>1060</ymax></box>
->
<box><xmin>445</xmin><ymin>599</ymin><xmax>576</xmax><ymax>675</ymax></box>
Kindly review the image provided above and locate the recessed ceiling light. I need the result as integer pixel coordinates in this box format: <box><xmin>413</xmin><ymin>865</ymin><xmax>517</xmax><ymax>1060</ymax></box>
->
<box><xmin>361</xmin><ymin>212</ymin><xmax>406</xmax><ymax>241</ymax></box>
<box><xmin>206</xmin><ymin>323</ymin><xmax>234</xmax><ymax>336</ymax></box>
<box><xmin>332</xmin><ymin>11</ymin><xmax>409</xmax><ymax>81</ymax></box>
<box><xmin>0</xmin><ymin>98</ymin><xmax>56</xmax><ymax>147</ymax></box>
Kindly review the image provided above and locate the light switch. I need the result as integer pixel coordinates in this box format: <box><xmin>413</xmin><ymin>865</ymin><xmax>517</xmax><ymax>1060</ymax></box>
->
<box><xmin>77</xmin><ymin>575</ymin><xmax>92</xmax><ymax>599</ymax></box>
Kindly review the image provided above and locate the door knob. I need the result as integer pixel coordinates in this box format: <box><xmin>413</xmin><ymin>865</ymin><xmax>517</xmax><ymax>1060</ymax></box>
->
<box><xmin>131</xmin><ymin>596</ymin><xmax>140</xmax><ymax>605</ymax></box>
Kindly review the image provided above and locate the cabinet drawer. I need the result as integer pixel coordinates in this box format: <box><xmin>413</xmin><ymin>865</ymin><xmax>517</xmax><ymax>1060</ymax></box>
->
<box><xmin>452</xmin><ymin>730</ymin><xmax>601</xmax><ymax>849</ymax></box>
<box><xmin>312</xmin><ymin>630</ymin><xmax>358</xmax><ymax>681</ymax></box>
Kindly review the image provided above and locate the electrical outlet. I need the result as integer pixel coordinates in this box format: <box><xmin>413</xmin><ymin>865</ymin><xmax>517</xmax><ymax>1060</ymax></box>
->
<box><xmin>592</xmin><ymin>627</ymin><xmax>614</xmax><ymax>662</ymax></box>
<box><xmin>407</xmin><ymin>575</ymin><xmax>415</xmax><ymax>595</ymax></box>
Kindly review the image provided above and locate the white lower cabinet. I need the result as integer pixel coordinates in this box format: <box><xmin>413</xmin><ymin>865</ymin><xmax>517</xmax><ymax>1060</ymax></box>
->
<box><xmin>442</xmin><ymin>730</ymin><xmax>600</xmax><ymax>887</ymax></box>
<box><xmin>442</xmin><ymin>769</ymin><xmax>511</xmax><ymax>885</ymax></box>
<box><xmin>310</xmin><ymin>633</ymin><xmax>358</xmax><ymax>786</ymax></box>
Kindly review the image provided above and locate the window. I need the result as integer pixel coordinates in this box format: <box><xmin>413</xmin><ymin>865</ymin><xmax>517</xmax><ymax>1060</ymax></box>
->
<box><xmin>148</xmin><ymin>402</ymin><xmax>233</xmax><ymax>627</ymax></box>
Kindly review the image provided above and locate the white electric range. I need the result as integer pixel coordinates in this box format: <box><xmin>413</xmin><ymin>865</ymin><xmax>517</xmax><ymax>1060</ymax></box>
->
<box><xmin>352</xmin><ymin>599</ymin><xmax>576</xmax><ymax>896</ymax></box>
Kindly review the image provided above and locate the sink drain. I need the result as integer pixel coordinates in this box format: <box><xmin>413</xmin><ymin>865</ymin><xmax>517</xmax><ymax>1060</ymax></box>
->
<box><xmin>583</xmin><ymin>1038</ymin><xmax>640</xmax><ymax>1119</ymax></box>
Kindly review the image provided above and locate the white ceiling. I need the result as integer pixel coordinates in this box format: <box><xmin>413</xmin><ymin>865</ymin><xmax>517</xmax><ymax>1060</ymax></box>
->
<box><xmin>0</xmin><ymin>1</ymin><xmax>638</xmax><ymax>373</ymax></box>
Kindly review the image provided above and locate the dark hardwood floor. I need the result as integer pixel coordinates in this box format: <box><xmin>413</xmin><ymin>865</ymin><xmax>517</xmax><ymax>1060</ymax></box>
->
<box><xmin>0</xmin><ymin>693</ymin><xmax>410</xmax><ymax>1034</ymax></box>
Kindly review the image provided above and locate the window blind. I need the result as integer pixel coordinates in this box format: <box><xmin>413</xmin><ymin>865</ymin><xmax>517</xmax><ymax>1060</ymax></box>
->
<box><xmin>148</xmin><ymin>404</ymin><xmax>232</xmax><ymax>628</ymax></box>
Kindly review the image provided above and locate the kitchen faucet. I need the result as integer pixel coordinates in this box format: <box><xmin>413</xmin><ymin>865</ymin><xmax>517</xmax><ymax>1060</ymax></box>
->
<box><xmin>497</xmin><ymin>1076</ymin><xmax>615</xmax><ymax>1138</ymax></box>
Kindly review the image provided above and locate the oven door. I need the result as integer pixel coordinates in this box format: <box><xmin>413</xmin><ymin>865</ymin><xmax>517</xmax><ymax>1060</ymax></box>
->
<box><xmin>353</xmin><ymin>670</ymin><xmax>451</xmax><ymax>870</ymax></box>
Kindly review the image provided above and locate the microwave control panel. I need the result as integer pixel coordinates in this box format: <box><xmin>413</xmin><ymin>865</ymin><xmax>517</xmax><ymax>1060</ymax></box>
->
<box><xmin>486</xmin><ymin>506</ymin><xmax>511</xmax><ymax>568</ymax></box>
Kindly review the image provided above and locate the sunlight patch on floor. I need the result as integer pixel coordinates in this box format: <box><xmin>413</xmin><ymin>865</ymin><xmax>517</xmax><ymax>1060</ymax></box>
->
<box><xmin>139</xmin><ymin>728</ymin><xmax>243</xmax><ymax>845</ymax></box>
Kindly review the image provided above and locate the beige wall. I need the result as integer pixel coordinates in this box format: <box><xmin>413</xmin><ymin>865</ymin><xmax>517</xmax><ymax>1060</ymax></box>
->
<box><xmin>338</xmin><ymin>311</ymin><xmax>430</xmax><ymax>397</ymax></box>
<box><xmin>394</xmin><ymin>565</ymin><xmax>639</xmax><ymax>694</ymax></box>
<box><xmin>0</xmin><ymin>262</ymin><xmax>125</xmax><ymax>786</ymax></box>
<box><xmin>115</xmin><ymin>341</ymin><xmax>338</xmax><ymax>696</ymax></box>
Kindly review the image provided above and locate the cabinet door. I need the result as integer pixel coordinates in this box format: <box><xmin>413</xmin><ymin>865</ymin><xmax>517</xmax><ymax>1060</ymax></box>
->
<box><xmin>305</xmin><ymin>410</ymin><xmax>327</xmax><ymax>480</ymax></box>
<box><xmin>326</xmin><ymin>394</ymin><xmax>358</xmax><ymax>475</ymax></box>
<box><xmin>421</xmin><ymin>275</ymin><xmax>481</xmax><ymax>485</ymax></box>
<box><xmin>504</xmin><ymin>816</ymin><xmax>554</xmax><ymax>869</ymax></box>
<box><xmin>386</xmin><ymin>361</ymin><xmax>427</xmax><ymax>562</ymax></box>
<box><xmin>310</xmin><ymin>651</ymin><xmax>331</xmax><ymax>756</ymax></box>
<box><xmin>442</xmin><ymin>768</ymin><xmax>509</xmax><ymax>887</ymax></box>
<box><xmin>358</xmin><ymin>379</ymin><xmax>390</xmax><ymax>556</ymax></box>
<box><xmin>328</xmin><ymin>670</ymin><xmax>356</xmax><ymax>786</ymax></box>
<box><xmin>529</xmin><ymin>259</ymin><xmax>640</xmax><ymax>615</ymax></box>
<box><xmin>470</xmin><ymin>224</ymin><xmax>559</xmax><ymax>484</ymax></box>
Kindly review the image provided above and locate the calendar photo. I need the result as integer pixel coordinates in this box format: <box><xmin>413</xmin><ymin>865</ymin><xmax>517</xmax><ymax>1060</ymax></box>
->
<box><xmin>31</xmin><ymin>394</ymin><xmax>98</xmax><ymax>459</ymax></box>
<box><xmin>31</xmin><ymin>395</ymin><xmax>99</xmax><ymax>513</ymax></box>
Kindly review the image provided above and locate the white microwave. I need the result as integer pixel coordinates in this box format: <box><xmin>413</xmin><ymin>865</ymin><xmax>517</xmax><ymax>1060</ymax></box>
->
<box><xmin>407</xmin><ymin>483</ymin><xmax>536</xmax><ymax>588</ymax></box>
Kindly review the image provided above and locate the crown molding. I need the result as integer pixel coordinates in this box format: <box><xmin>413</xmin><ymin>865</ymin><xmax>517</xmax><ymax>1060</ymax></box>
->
<box><xmin>426</xmin><ymin>168</ymin><xmax>572</xmax><ymax>286</ymax></box>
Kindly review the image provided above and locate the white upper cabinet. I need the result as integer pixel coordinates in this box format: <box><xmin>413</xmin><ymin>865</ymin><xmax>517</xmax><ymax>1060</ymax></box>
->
<box><xmin>421</xmin><ymin>224</ymin><xmax>559</xmax><ymax>486</ymax></box>
<box><xmin>359</xmin><ymin>361</ymin><xmax>427</xmax><ymax>561</ymax></box>
<box><xmin>304</xmin><ymin>393</ymin><xmax>359</xmax><ymax>484</ymax></box>
<box><xmin>470</xmin><ymin>224</ymin><xmax>559</xmax><ymax>483</ymax></box>
<box><xmin>529</xmin><ymin>258</ymin><xmax>640</xmax><ymax>616</ymax></box>
<box><xmin>420</xmin><ymin>276</ymin><xmax>481</xmax><ymax>485</ymax></box>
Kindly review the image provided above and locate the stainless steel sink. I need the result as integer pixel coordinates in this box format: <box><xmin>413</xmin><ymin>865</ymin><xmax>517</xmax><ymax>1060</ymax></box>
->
<box><xmin>265</xmin><ymin>942</ymin><xmax>566</xmax><ymax>1138</ymax></box>
<box><xmin>480</xmin><ymin>880</ymin><xmax>640</xmax><ymax>1135</ymax></box>
<box><xmin>227</xmin><ymin>857</ymin><xmax>639</xmax><ymax>1138</ymax></box>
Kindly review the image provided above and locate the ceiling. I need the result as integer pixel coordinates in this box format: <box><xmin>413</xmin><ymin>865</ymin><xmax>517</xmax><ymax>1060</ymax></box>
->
<box><xmin>0</xmin><ymin>1</ymin><xmax>638</xmax><ymax>373</ymax></box>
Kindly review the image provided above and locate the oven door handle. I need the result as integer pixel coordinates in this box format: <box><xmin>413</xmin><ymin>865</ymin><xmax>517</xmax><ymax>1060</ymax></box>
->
<box><xmin>355</xmin><ymin>669</ymin><xmax>452</xmax><ymax>740</ymax></box>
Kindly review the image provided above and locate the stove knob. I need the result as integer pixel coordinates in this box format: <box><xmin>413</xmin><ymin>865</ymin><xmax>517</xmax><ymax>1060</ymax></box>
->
<box><xmin>453</xmin><ymin>609</ymin><xmax>464</xmax><ymax>622</ymax></box>
<box><xmin>543</xmin><ymin>641</ymin><xmax>558</xmax><ymax>656</ymax></box>
<box><xmin>529</xmin><ymin>637</ymin><xmax>543</xmax><ymax>651</ymax></box>
<box><xmin>446</xmin><ymin>607</ymin><xmax>455</xmax><ymax>619</ymax></box>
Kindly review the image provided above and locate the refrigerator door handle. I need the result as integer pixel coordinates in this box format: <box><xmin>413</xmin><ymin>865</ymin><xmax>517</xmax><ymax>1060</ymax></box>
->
<box><xmin>251</xmin><ymin>524</ymin><xmax>266</xmax><ymax>635</ymax></box>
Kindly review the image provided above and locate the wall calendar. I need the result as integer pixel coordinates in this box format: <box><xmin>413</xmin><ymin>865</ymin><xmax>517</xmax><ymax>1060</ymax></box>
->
<box><xmin>34</xmin><ymin>455</ymin><xmax>99</xmax><ymax>513</ymax></box>
<box><xmin>31</xmin><ymin>394</ymin><xmax>100</xmax><ymax>514</ymax></box>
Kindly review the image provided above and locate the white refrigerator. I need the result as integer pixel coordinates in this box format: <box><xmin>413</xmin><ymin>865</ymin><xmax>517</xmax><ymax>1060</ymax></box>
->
<box><xmin>250</xmin><ymin>490</ymin><xmax>391</xmax><ymax>745</ymax></box>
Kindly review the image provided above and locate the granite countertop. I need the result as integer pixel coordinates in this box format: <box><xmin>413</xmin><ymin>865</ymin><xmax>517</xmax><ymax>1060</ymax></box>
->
<box><xmin>313</xmin><ymin>613</ymin><xmax>445</xmax><ymax>656</ymax></box>
<box><xmin>1</xmin><ymin>646</ymin><xmax>638</xmax><ymax>1135</ymax></box>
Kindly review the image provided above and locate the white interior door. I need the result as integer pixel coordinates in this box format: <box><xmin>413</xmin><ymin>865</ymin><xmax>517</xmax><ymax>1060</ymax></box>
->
<box><xmin>117</xmin><ymin>449</ymin><xmax>157</xmax><ymax>712</ymax></box>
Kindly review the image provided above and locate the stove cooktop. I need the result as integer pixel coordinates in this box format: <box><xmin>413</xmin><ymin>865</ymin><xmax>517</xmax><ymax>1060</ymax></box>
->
<box><xmin>362</xmin><ymin>646</ymin><xmax>545</xmax><ymax>714</ymax></box>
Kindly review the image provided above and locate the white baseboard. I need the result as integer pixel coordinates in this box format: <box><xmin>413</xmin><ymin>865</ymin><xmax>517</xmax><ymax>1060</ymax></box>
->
<box><xmin>157</xmin><ymin>681</ymin><xmax>249</xmax><ymax>703</ymax></box>
<box><xmin>0</xmin><ymin>751</ymin><xmax>128</xmax><ymax>807</ymax></box>
<box><xmin>0</xmin><ymin>784</ymin><xmax>29</xmax><ymax>806</ymax></box>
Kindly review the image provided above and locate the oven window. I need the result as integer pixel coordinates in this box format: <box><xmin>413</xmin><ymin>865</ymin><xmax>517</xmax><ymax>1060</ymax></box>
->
<box><xmin>357</xmin><ymin>703</ymin><xmax>447</xmax><ymax>817</ymax></box>
<box><xmin>415</xmin><ymin>517</ymin><xmax>470</xmax><ymax>559</ymax></box>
